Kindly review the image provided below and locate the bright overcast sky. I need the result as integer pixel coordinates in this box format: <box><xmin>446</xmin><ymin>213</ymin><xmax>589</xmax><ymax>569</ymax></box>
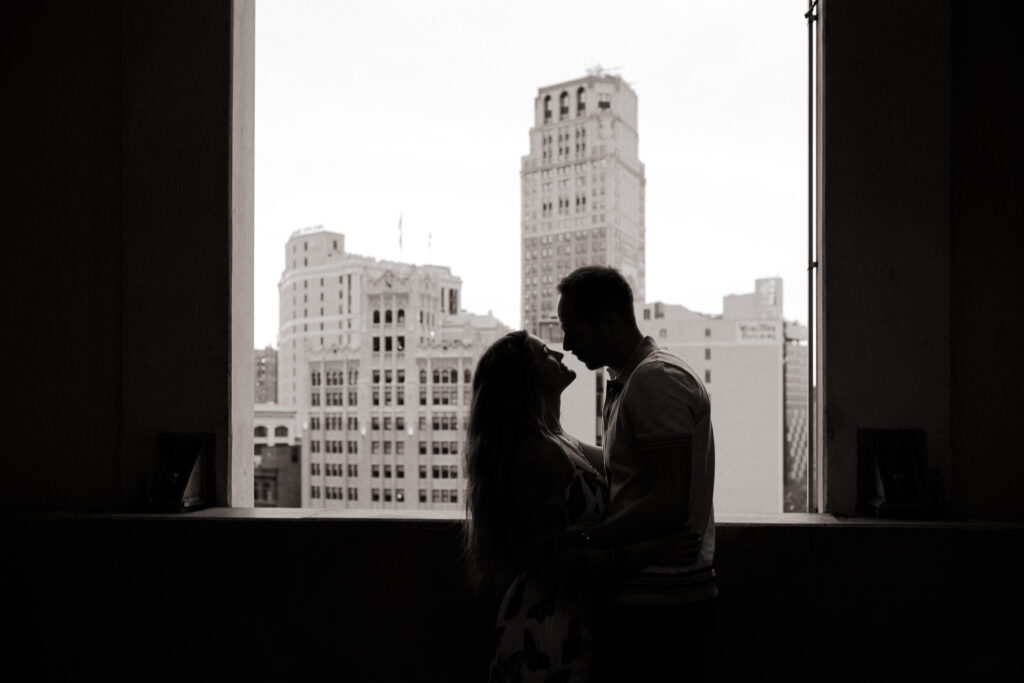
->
<box><xmin>255</xmin><ymin>0</ymin><xmax>809</xmax><ymax>348</ymax></box>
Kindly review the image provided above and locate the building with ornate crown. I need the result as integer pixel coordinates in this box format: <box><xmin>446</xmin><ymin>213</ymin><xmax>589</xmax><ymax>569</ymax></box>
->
<box><xmin>520</xmin><ymin>70</ymin><xmax>646</xmax><ymax>339</ymax></box>
<box><xmin>274</xmin><ymin>226</ymin><xmax>509</xmax><ymax>509</ymax></box>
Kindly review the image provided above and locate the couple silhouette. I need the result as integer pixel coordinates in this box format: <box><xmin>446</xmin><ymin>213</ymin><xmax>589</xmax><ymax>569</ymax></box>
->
<box><xmin>464</xmin><ymin>266</ymin><xmax>718</xmax><ymax>683</ymax></box>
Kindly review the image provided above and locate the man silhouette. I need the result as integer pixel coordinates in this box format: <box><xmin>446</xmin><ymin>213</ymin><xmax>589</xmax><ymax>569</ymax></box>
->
<box><xmin>557</xmin><ymin>266</ymin><xmax>718</xmax><ymax>682</ymax></box>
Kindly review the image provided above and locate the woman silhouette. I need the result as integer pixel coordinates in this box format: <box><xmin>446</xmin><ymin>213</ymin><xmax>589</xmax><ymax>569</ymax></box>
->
<box><xmin>463</xmin><ymin>330</ymin><xmax>608</xmax><ymax>682</ymax></box>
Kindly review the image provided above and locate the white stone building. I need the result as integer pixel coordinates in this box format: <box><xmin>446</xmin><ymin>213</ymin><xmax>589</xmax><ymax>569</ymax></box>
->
<box><xmin>276</xmin><ymin>226</ymin><xmax>509</xmax><ymax>510</ymax></box>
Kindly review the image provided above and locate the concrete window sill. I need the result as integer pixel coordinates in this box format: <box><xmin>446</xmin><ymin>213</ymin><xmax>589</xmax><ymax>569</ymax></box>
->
<box><xmin>4</xmin><ymin>508</ymin><xmax>1020</xmax><ymax>530</ymax></box>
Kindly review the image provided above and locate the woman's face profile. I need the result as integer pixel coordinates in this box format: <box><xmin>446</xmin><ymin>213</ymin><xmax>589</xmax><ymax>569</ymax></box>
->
<box><xmin>526</xmin><ymin>333</ymin><xmax>576</xmax><ymax>396</ymax></box>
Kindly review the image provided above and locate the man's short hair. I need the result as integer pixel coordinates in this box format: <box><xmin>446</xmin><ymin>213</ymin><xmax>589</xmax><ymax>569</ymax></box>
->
<box><xmin>557</xmin><ymin>266</ymin><xmax>637</xmax><ymax>326</ymax></box>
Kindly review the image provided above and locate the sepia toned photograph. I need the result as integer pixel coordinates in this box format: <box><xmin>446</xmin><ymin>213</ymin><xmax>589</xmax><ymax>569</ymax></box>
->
<box><xmin>5</xmin><ymin>1</ymin><xmax>1021</xmax><ymax>682</ymax></box>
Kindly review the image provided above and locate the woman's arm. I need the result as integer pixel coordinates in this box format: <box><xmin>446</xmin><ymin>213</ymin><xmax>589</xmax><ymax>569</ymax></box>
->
<box><xmin>504</xmin><ymin>436</ymin><xmax>574</xmax><ymax>576</ymax></box>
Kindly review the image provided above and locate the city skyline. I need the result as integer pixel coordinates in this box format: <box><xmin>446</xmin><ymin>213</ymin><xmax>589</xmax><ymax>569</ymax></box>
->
<box><xmin>255</xmin><ymin>224</ymin><xmax>807</xmax><ymax>513</ymax></box>
<box><xmin>255</xmin><ymin>0</ymin><xmax>809</xmax><ymax>348</ymax></box>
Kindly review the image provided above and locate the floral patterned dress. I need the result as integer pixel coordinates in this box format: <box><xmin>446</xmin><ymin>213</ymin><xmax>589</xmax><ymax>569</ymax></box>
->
<box><xmin>489</xmin><ymin>438</ymin><xmax>609</xmax><ymax>683</ymax></box>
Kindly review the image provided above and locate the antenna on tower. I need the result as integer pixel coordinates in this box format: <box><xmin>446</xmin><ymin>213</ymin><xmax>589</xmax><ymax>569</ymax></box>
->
<box><xmin>586</xmin><ymin>64</ymin><xmax>622</xmax><ymax>78</ymax></box>
<box><xmin>397</xmin><ymin>210</ymin><xmax>403</xmax><ymax>261</ymax></box>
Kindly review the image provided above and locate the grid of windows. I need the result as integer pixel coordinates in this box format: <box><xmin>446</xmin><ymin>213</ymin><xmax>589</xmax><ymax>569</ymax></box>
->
<box><xmin>284</xmin><ymin>244</ymin><xmax>507</xmax><ymax>512</ymax></box>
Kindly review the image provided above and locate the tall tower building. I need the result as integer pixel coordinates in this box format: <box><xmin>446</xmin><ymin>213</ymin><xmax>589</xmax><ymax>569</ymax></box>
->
<box><xmin>521</xmin><ymin>70</ymin><xmax>646</xmax><ymax>338</ymax></box>
<box><xmin>276</xmin><ymin>226</ymin><xmax>508</xmax><ymax>510</ymax></box>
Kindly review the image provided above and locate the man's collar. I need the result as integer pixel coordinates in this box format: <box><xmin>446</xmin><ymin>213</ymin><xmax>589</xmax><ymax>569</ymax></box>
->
<box><xmin>607</xmin><ymin>336</ymin><xmax>657</xmax><ymax>382</ymax></box>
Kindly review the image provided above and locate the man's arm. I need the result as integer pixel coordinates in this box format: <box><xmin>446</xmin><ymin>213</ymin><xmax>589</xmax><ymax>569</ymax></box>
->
<box><xmin>585</xmin><ymin>360</ymin><xmax>706</xmax><ymax>555</ymax></box>
<box><xmin>583</xmin><ymin>435</ymin><xmax>693</xmax><ymax>550</ymax></box>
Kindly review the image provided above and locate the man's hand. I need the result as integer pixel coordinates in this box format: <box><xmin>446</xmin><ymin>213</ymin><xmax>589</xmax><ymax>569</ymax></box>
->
<box><xmin>559</xmin><ymin>529</ymin><xmax>703</xmax><ymax>585</ymax></box>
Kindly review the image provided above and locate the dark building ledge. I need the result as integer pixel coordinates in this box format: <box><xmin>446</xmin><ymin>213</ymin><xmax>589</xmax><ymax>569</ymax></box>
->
<box><xmin>3</xmin><ymin>510</ymin><xmax>1022</xmax><ymax>682</ymax></box>
<box><xmin>4</xmin><ymin>507</ymin><xmax>1021</xmax><ymax>528</ymax></box>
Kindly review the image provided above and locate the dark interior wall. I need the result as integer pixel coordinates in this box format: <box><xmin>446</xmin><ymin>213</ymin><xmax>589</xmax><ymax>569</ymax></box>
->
<box><xmin>3</xmin><ymin>1</ymin><xmax>234</xmax><ymax>509</ymax></box>
<box><xmin>949</xmin><ymin>3</ymin><xmax>1023</xmax><ymax>516</ymax></box>
<box><xmin>4</xmin><ymin>2</ymin><xmax>124</xmax><ymax>508</ymax></box>
<box><xmin>119</xmin><ymin>1</ymin><xmax>233</xmax><ymax>506</ymax></box>
<box><xmin>819</xmin><ymin>0</ymin><xmax>1023</xmax><ymax>517</ymax></box>
<box><xmin>820</xmin><ymin>0</ymin><xmax>953</xmax><ymax>514</ymax></box>
<box><xmin>5</xmin><ymin>517</ymin><xmax>1021</xmax><ymax>682</ymax></box>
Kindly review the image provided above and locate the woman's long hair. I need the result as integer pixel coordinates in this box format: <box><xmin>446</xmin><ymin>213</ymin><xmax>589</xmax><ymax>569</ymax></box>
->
<box><xmin>462</xmin><ymin>330</ymin><xmax>562</xmax><ymax>596</ymax></box>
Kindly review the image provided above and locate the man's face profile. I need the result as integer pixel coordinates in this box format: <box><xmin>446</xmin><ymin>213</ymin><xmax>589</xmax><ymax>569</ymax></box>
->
<box><xmin>557</xmin><ymin>294</ymin><xmax>605</xmax><ymax>370</ymax></box>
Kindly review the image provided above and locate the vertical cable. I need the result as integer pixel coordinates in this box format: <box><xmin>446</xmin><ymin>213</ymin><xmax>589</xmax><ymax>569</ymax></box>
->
<box><xmin>805</xmin><ymin>0</ymin><xmax>818</xmax><ymax>513</ymax></box>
